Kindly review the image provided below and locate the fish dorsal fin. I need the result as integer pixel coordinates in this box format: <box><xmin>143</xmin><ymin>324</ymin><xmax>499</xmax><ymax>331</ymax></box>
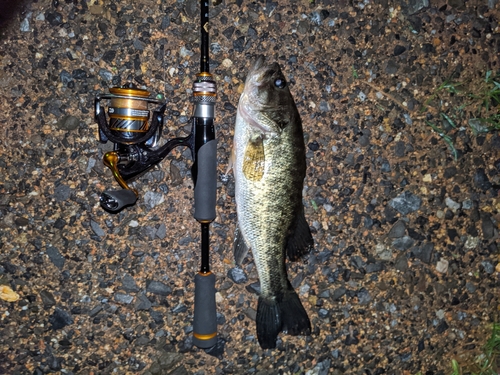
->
<box><xmin>233</xmin><ymin>224</ymin><xmax>250</xmax><ymax>265</ymax></box>
<box><xmin>285</xmin><ymin>206</ymin><xmax>314</xmax><ymax>261</ymax></box>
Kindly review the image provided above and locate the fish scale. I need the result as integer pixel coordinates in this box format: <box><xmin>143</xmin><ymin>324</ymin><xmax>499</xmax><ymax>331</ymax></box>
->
<box><xmin>232</xmin><ymin>55</ymin><xmax>314</xmax><ymax>349</ymax></box>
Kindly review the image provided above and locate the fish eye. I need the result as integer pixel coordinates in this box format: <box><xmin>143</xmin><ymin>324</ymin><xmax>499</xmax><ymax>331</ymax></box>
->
<box><xmin>274</xmin><ymin>78</ymin><xmax>286</xmax><ymax>89</ymax></box>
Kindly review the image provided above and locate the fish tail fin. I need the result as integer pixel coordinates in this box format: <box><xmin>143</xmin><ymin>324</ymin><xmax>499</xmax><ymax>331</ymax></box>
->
<box><xmin>256</xmin><ymin>289</ymin><xmax>311</xmax><ymax>349</ymax></box>
<box><xmin>280</xmin><ymin>289</ymin><xmax>311</xmax><ymax>336</ymax></box>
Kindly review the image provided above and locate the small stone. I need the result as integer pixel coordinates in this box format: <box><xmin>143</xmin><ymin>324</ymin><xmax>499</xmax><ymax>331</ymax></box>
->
<box><xmin>464</xmin><ymin>236</ymin><xmax>480</xmax><ymax>249</ymax></box>
<box><xmin>45</xmin><ymin>11</ymin><xmax>63</xmax><ymax>26</ymax></box>
<box><xmin>423</xmin><ymin>174</ymin><xmax>432</xmax><ymax>182</ymax></box>
<box><xmin>135</xmin><ymin>294</ymin><xmax>152</xmax><ymax>311</ymax></box>
<box><xmin>98</xmin><ymin>68</ymin><xmax>113</xmax><ymax>81</ymax></box>
<box><xmin>144</xmin><ymin>191</ymin><xmax>165</xmax><ymax>209</ymax></box>
<box><xmin>412</xmin><ymin>242</ymin><xmax>434</xmax><ymax>264</ymax></box>
<box><xmin>473</xmin><ymin>168</ymin><xmax>491</xmax><ymax>191</ymax></box>
<box><xmin>436</xmin><ymin>320</ymin><xmax>449</xmax><ymax>333</ymax></box>
<box><xmin>114</xmin><ymin>293</ymin><xmax>134</xmax><ymax>304</ymax></box>
<box><xmin>443</xmin><ymin>166</ymin><xmax>457</xmax><ymax>178</ymax></box>
<box><xmin>228</xmin><ymin>267</ymin><xmax>248</xmax><ymax>284</ymax></box>
<box><xmin>53</xmin><ymin>184</ymin><xmax>72</xmax><ymax>202</ymax></box>
<box><xmin>156</xmin><ymin>223</ymin><xmax>167</xmax><ymax>240</ymax></box>
<box><xmin>436</xmin><ymin>259</ymin><xmax>449</xmax><ymax>274</ymax></box>
<box><xmin>345</xmin><ymin>334</ymin><xmax>359</xmax><ymax>345</ymax></box>
<box><xmin>389</xmin><ymin>191</ymin><xmax>422</xmax><ymax>215</ymax></box>
<box><xmin>90</xmin><ymin>220</ymin><xmax>106</xmax><ymax>237</ymax></box>
<box><xmin>388</xmin><ymin>220</ymin><xmax>406</xmax><ymax>238</ymax></box>
<box><xmin>481</xmin><ymin>261</ymin><xmax>494</xmax><ymax>274</ymax></box>
<box><xmin>395</xmin><ymin>253</ymin><xmax>408</xmax><ymax>272</ymax></box>
<box><xmin>394</xmin><ymin>141</ymin><xmax>405</xmax><ymax>157</ymax></box>
<box><xmin>481</xmin><ymin>214</ymin><xmax>495</xmax><ymax>240</ymax></box>
<box><xmin>331</xmin><ymin>286</ymin><xmax>346</xmax><ymax>301</ymax></box>
<box><xmin>57</xmin><ymin>115</ymin><xmax>80</xmax><ymax>131</ymax></box>
<box><xmin>172</xmin><ymin>304</ymin><xmax>187</xmax><ymax>314</ymax></box>
<box><xmin>121</xmin><ymin>274</ymin><xmax>140</xmax><ymax>293</ymax></box>
<box><xmin>375</xmin><ymin>243</ymin><xmax>393</xmax><ymax>261</ymax></box>
<box><xmin>385</xmin><ymin>59</ymin><xmax>399</xmax><ymax>74</ymax></box>
<box><xmin>133</xmin><ymin>39</ymin><xmax>146</xmax><ymax>51</ymax></box>
<box><xmin>49</xmin><ymin>308</ymin><xmax>73</xmax><ymax>330</ymax></box>
<box><xmin>146</xmin><ymin>280</ymin><xmax>172</xmax><ymax>296</ymax></box>
<box><xmin>39</xmin><ymin>290</ymin><xmax>56</xmax><ymax>307</ymax></box>
<box><xmin>392</xmin><ymin>236</ymin><xmax>415</xmax><ymax>251</ymax></box>
<box><xmin>46</xmin><ymin>246</ymin><xmax>65</xmax><ymax>270</ymax></box>
<box><xmin>393</xmin><ymin>45</ymin><xmax>406</xmax><ymax>56</ymax></box>
<box><xmin>357</xmin><ymin>288</ymin><xmax>371</xmax><ymax>304</ymax></box>
<box><xmin>445</xmin><ymin>197</ymin><xmax>461</xmax><ymax>213</ymax></box>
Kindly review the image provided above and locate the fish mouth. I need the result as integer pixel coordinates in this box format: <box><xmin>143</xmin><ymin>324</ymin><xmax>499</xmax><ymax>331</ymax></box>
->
<box><xmin>247</xmin><ymin>55</ymin><xmax>281</xmax><ymax>87</ymax></box>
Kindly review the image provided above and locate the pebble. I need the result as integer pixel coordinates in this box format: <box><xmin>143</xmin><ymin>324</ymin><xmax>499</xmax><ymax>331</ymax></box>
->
<box><xmin>412</xmin><ymin>242</ymin><xmax>434</xmax><ymax>264</ymax></box>
<box><xmin>46</xmin><ymin>246</ymin><xmax>65</xmax><ymax>270</ymax></box>
<box><xmin>144</xmin><ymin>191</ymin><xmax>165</xmax><ymax>209</ymax></box>
<box><xmin>481</xmin><ymin>261</ymin><xmax>494</xmax><ymax>274</ymax></box>
<box><xmin>227</xmin><ymin>267</ymin><xmax>248</xmax><ymax>284</ymax></box>
<box><xmin>135</xmin><ymin>294</ymin><xmax>152</xmax><ymax>311</ymax></box>
<box><xmin>53</xmin><ymin>184</ymin><xmax>72</xmax><ymax>202</ymax></box>
<box><xmin>389</xmin><ymin>191</ymin><xmax>422</xmax><ymax>215</ymax></box>
<box><xmin>473</xmin><ymin>168</ymin><xmax>491</xmax><ymax>191</ymax></box>
<box><xmin>49</xmin><ymin>308</ymin><xmax>73</xmax><ymax>330</ymax></box>
<box><xmin>90</xmin><ymin>220</ymin><xmax>106</xmax><ymax>237</ymax></box>
<box><xmin>445</xmin><ymin>197</ymin><xmax>461</xmax><ymax>213</ymax></box>
<box><xmin>146</xmin><ymin>280</ymin><xmax>172</xmax><ymax>296</ymax></box>
<box><xmin>464</xmin><ymin>236</ymin><xmax>480</xmax><ymax>249</ymax></box>
<box><xmin>388</xmin><ymin>220</ymin><xmax>406</xmax><ymax>238</ymax></box>
<box><xmin>481</xmin><ymin>214</ymin><xmax>495</xmax><ymax>239</ymax></box>
<box><xmin>436</xmin><ymin>259</ymin><xmax>449</xmax><ymax>274</ymax></box>
<box><xmin>39</xmin><ymin>290</ymin><xmax>56</xmax><ymax>307</ymax></box>
<box><xmin>392</xmin><ymin>236</ymin><xmax>415</xmax><ymax>251</ymax></box>
<box><xmin>114</xmin><ymin>293</ymin><xmax>134</xmax><ymax>304</ymax></box>
<box><xmin>121</xmin><ymin>274</ymin><xmax>140</xmax><ymax>293</ymax></box>
<box><xmin>375</xmin><ymin>243</ymin><xmax>393</xmax><ymax>261</ymax></box>
<box><xmin>393</xmin><ymin>45</ymin><xmax>406</xmax><ymax>56</ymax></box>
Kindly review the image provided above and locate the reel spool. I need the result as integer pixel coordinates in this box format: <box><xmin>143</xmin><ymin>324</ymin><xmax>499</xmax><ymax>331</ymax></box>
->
<box><xmin>95</xmin><ymin>83</ymin><xmax>165</xmax><ymax>147</ymax></box>
<box><xmin>107</xmin><ymin>87</ymin><xmax>151</xmax><ymax>144</ymax></box>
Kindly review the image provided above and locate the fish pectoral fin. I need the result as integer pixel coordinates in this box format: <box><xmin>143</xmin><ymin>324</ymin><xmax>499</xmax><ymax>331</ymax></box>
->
<box><xmin>285</xmin><ymin>205</ymin><xmax>314</xmax><ymax>262</ymax></box>
<box><xmin>242</xmin><ymin>135</ymin><xmax>265</xmax><ymax>181</ymax></box>
<box><xmin>233</xmin><ymin>224</ymin><xmax>250</xmax><ymax>265</ymax></box>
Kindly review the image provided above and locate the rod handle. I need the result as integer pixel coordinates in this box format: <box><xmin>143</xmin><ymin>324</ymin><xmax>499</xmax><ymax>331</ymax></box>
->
<box><xmin>193</xmin><ymin>272</ymin><xmax>217</xmax><ymax>348</ymax></box>
<box><xmin>193</xmin><ymin>139</ymin><xmax>217</xmax><ymax>222</ymax></box>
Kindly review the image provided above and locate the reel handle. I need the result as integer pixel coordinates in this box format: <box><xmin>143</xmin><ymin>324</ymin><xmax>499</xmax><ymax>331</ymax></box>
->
<box><xmin>100</xmin><ymin>190</ymin><xmax>138</xmax><ymax>212</ymax></box>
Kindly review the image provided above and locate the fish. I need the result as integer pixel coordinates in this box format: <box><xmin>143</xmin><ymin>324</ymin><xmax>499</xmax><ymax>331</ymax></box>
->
<box><xmin>232</xmin><ymin>55</ymin><xmax>314</xmax><ymax>349</ymax></box>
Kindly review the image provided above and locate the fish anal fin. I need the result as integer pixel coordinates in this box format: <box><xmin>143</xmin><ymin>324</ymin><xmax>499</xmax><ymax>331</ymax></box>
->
<box><xmin>286</xmin><ymin>206</ymin><xmax>314</xmax><ymax>262</ymax></box>
<box><xmin>233</xmin><ymin>224</ymin><xmax>250</xmax><ymax>265</ymax></box>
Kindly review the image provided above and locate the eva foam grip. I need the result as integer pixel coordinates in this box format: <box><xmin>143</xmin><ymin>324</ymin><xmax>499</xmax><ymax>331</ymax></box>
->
<box><xmin>194</xmin><ymin>139</ymin><xmax>217</xmax><ymax>222</ymax></box>
<box><xmin>193</xmin><ymin>272</ymin><xmax>217</xmax><ymax>348</ymax></box>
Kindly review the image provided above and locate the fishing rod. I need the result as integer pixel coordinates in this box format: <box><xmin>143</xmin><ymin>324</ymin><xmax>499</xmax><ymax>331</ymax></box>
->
<box><xmin>191</xmin><ymin>0</ymin><xmax>218</xmax><ymax>349</ymax></box>
<box><xmin>93</xmin><ymin>0</ymin><xmax>218</xmax><ymax>349</ymax></box>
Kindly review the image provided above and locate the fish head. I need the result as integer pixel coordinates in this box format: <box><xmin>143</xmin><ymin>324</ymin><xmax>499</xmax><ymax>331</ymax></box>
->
<box><xmin>239</xmin><ymin>55</ymin><xmax>296</xmax><ymax>134</ymax></box>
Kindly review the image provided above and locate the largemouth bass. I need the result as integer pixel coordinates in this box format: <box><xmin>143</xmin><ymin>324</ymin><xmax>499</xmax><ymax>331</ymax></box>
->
<box><xmin>232</xmin><ymin>55</ymin><xmax>314</xmax><ymax>349</ymax></box>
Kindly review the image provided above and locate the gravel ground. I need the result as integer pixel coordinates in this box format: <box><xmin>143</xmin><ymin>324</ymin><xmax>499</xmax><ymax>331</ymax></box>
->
<box><xmin>1</xmin><ymin>0</ymin><xmax>500</xmax><ymax>374</ymax></box>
